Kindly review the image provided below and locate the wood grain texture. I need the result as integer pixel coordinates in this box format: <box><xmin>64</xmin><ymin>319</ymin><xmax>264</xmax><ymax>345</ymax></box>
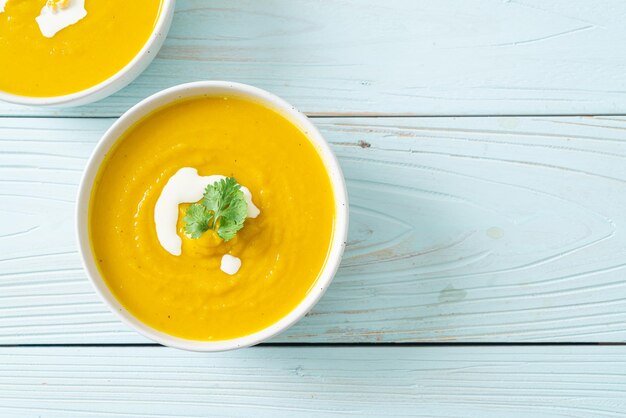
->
<box><xmin>3</xmin><ymin>0</ymin><xmax>626</xmax><ymax>117</ymax></box>
<box><xmin>3</xmin><ymin>116</ymin><xmax>626</xmax><ymax>343</ymax></box>
<box><xmin>0</xmin><ymin>346</ymin><xmax>625</xmax><ymax>417</ymax></box>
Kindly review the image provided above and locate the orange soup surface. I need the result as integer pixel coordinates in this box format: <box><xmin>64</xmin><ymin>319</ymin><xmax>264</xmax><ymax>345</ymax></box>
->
<box><xmin>89</xmin><ymin>96</ymin><xmax>336</xmax><ymax>340</ymax></box>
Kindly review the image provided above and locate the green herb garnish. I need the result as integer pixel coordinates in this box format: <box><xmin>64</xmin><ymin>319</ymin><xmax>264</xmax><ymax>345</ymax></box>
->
<box><xmin>183</xmin><ymin>177</ymin><xmax>248</xmax><ymax>241</ymax></box>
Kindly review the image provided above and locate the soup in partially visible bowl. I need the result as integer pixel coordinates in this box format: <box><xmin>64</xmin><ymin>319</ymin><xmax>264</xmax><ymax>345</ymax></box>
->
<box><xmin>0</xmin><ymin>0</ymin><xmax>174</xmax><ymax>106</ymax></box>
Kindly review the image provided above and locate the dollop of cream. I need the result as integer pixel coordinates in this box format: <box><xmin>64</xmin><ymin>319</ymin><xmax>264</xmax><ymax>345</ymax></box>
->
<box><xmin>0</xmin><ymin>0</ymin><xmax>8</xmax><ymax>14</ymax></box>
<box><xmin>154</xmin><ymin>167</ymin><xmax>260</xmax><ymax>256</ymax></box>
<box><xmin>36</xmin><ymin>0</ymin><xmax>87</xmax><ymax>38</ymax></box>
<box><xmin>221</xmin><ymin>255</ymin><xmax>242</xmax><ymax>275</ymax></box>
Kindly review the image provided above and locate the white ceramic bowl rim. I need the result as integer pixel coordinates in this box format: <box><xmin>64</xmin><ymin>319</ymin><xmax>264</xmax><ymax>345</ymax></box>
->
<box><xmin>76</xmin><ymin>81</ymin><xmax>349</xmax><ymax>352</ymax></box>
<box><xmin>0</xmin><ymin>0</ymin><xmax>176</xmax><ymax>107</ymax></box>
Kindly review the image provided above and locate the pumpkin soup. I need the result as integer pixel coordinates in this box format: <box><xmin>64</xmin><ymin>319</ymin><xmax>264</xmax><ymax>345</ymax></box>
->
<box><xmin>0</xmin><ymin>0</ymin><xmax>163</xmax><ymax>97</ymax></box>
<box><xmin>89</xmin><ymin>96</ymin><xmax>336</xmax><ymax>341</ymax></box>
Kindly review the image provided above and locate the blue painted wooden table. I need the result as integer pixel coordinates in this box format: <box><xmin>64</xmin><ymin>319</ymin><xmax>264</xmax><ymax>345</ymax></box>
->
<box><xmin>2</xmin><ymin>1</ymin><xmax>626</xmax><ymax>416</ymax></box>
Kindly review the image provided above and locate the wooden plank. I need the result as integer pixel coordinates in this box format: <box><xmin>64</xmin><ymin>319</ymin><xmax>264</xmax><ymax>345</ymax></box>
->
<box><xmin>0</xmin><ymin>346</ymin><xmax>625</xmax><ymax>417</ymax></box>
<box><xmin>3</xmin><ymin>116</ymin><xmax>626</xmax><ymax>344</ymax></box>
<box><xmin>3</xmin><ymin>0</ymin><xmax>626</xmax><ymax>117</ymax></box>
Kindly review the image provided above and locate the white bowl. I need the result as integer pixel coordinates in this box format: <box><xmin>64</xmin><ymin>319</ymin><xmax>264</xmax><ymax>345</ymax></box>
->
<box><xmin>76</xmin><ymin>81</ymin><xmax>349</xmax><ymax>351</ymax></box>
<box><xmin>0</xmin><ymin>0</ymin><xmax>176</xmax><ymax>107</ymax></box>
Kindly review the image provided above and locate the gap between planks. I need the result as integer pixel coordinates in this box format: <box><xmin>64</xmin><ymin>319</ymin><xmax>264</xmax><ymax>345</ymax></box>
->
<box><xmin>0</xmin><ymin>342</ymin><xmax>618</xmax><ymax>348</ymax></box>
<box><xmin>5</xmin><ymin>113</ymin><xmax>626</xmax><ymax>120</ymax></box>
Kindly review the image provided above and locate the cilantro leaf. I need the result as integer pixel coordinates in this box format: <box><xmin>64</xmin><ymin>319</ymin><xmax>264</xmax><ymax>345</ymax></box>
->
<box><xmin>182</xmin><ymin>203</ymin><xmax>211</xmax><ymax>239</ymax></box>
<box><xmin>217</xmin><ymin>195</ymin><xmax>248</xmax><ymax>241</ymax></box>
<box><xmin>183</xmin><ymin>177</ymin><xmax>249</xmax><ymax>242</ymax></box>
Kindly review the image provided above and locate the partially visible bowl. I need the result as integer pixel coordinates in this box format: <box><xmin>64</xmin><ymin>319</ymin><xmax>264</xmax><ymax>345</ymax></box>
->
<box><xmin>76</xmin><ymin>81</ymin><xmax>349</xmax><ymax>351</ymax></box>
<box><xmin>0</xmin><ymin>0</ymin><xmax>175</xmax><ymax>107</ymax></box>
